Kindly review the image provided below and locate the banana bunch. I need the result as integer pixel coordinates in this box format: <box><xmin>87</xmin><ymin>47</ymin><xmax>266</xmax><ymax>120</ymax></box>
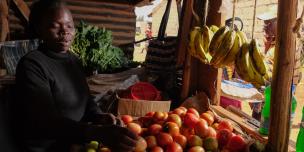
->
<box><xmin>235</xmin><ymin>39</ymin><xmax>269</xmax><ymax>88</ymax></box>
<box><xmin>188</xmin><ymin>25</ymin><xmax>214</xmax><ymax>63</ymax></box>
<box><xmin>209</xmin><ymin>26</ymin><xmax>248</xmax><ymax>68</ymax></box>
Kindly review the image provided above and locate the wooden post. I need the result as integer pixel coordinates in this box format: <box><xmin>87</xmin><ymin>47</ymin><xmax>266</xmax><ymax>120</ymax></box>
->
<box><xmin>267</xmin><ymin>0</ymin><xmax>297</xmax><ymax>151</ymax></box>
<box><xmin>11</xmin><ymin>0</ymin><xmax>30</xmax><ymax>22</ymax></box>
<box><xmin>196</xmin><ymin>0</ymin><xmax>224</xmax><ymax>104</ymax></box>
<box><xmin>0</xmin><ymin>0</ymin><xmax>9</xmax><ymax>41</ymax></box>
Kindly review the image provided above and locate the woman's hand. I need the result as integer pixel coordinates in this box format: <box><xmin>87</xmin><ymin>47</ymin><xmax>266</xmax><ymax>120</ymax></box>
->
<box><xmin>87</xmin><ymin>125</ymin><xmax>138</xmax><ymax>152</ymax></box>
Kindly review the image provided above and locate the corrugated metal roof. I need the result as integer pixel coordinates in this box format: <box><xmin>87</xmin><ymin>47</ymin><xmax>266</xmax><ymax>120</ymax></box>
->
<box><xmin>7</xmin><ymin>0</ymin><xmax>146</xmax><ymax>58</ymax></box>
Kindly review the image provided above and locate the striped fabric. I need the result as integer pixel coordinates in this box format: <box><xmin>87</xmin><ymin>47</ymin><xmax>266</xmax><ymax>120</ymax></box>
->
<box><xmin>0</xmin><ymin>40</ymin><xmax>39</xmax><ymax>75</ymax></box>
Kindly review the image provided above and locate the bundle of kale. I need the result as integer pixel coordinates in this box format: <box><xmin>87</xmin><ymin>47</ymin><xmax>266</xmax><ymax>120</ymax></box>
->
<box><xmin>71</xmin><ymin>22</ymin><xmax>129</xmax><ymax>73</ymax></box>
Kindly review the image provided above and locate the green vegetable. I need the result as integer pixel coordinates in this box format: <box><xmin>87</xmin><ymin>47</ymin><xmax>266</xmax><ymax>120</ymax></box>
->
<box><xmin>71</xmin><ymin>21</ymin><xmax>129</xmax><ymax>73</ymax></box>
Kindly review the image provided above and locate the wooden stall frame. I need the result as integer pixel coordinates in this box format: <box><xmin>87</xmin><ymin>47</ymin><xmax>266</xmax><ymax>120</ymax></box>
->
<box><xmin>0</xmin><ymin>0</ymin><xmax>9</xmax><ymax>41</ymax></box>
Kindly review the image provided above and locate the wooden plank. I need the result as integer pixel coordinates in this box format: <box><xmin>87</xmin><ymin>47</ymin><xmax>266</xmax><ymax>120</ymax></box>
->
<box><xmin>0</xmin><ymin>0</ymin><xmax>9</xmax><ymax>41</ymax></box>
<box><xmin>176</xmin><ymin>0</ymin><xmax>193</xmax><ymax>66</ymax></box>
<box><xmin>11</xmin><ymin>0</ymin><xmax>30</xmax><ymax>22</ymax></box>
<box><xmin>267</xmin><ymin>0</ymin><xmax>297</xmax><ymax>151</ymax></box>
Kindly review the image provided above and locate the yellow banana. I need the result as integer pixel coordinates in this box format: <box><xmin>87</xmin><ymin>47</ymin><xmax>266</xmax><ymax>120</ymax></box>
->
<box><xmin>194</xmin><ymin>31</ymin><xmax>208</xmax><ymax>63</ymax></box>
<box><xmin>235</xmin><ymin>42</ymin><xmax>255</xmax><ymax>82</ymax></box>
<box><xmin>250</xmin><ymin>39</ymin><xmax>267</xmax><ymax>76</ymax></box>
<box><xmin>209</xmin><ymin>26</ymin><xmax>229</xmax><ymax>56</ymax></box>
<box><xmin>188</xmin><ymin>26</ymin><xmax>201</xmax><ymax>57</ymax></box>
<box><xmin>221</xmin><ymin>33</ymin><xmax>242</xmax><ymax>66</ymax></box>
<box><xmin>210</xmin><ymin>25</ymin><xmax>219</xmax><ymax>33</ymax></box>
<box><xmin>201</xmin><ymin>25</ymin><xmax>213</xmax><ymax>53</ymax></box>
<box><xmin>249</xmin><ymin>57</ymin><xmax>266</xmax><ymax>89</ymax></box>
<box><xmin>210</xmin><ymin>30</ymin><xmax>236</xmax><ymax>67</ymax></box>
<box><xmin>236</xmin><ymin>31</ymin><xmax>248</xmax><ymax>44</ymax></box>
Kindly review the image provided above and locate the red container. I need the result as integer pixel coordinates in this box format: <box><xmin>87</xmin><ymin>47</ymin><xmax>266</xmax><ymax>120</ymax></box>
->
<box><xmin>130</xmin><ymin>82</ymin><xmax>160</xmax><ymax>101</ymax></box>
<box><xmin>220</xmin><ymin>96</ymin><xmax>242</xmax><ymax>109</ymax></box>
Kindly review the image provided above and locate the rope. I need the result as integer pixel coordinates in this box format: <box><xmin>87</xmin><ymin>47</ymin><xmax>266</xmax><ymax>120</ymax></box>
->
<box><xmin>251</xmin><ymin>0</ymin><xmax>258</xmax><ymax>39</ymax></box>
<box><xmin>232</xmin><ymin>0</ymin><xmax>237</xmax><ymax>30</ymax></box>
<box><xmin>191</xmin><ymin>0</ymin><xmax>200</xmax><ymax>25</ymax></box>
<box><xmin>293</xmin><ymin>5</ymin><xmax>304</xmax><ymax>38</ymax></box>
<box><xmin>202</xmin><ymin>0</ymin><xmax>209</xmax><ymax>26</ymax></box>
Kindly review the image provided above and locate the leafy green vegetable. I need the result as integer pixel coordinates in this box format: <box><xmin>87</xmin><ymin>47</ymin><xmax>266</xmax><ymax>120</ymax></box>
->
<box><xmin>71</xmin><ymin>21</ymin><xmax>129</xmax><ymax>73</ymax></box>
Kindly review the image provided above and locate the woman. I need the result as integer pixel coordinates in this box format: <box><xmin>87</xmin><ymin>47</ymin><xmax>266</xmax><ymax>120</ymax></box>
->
<box><xmin>11</xmin><ymin>0</ymin><xmax>137</xmax><ymax>151</ymax></box>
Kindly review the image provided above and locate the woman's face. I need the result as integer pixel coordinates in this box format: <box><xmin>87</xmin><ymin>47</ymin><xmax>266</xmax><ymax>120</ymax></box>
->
<box><xmin>38</xmin><ymin>6</ymin><xmax>75</xmax><ymax>53</ymax></box>
<box><xmin>263</xmin><ymin>19</ymin><xmax>277</xmax><ymax>42</ymax></box>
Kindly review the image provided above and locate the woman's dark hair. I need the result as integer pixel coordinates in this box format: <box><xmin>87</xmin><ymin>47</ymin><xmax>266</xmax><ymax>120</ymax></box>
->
<box><xmin>28</xmin><ymin>0</ymin><xmax>67</xmax><ymax>38</ymax></box>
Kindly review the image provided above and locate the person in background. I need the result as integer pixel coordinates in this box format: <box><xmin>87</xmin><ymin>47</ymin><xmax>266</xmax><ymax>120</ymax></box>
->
<box><xmin>10</xmin><ymin>0</ymin><xmax>137</xmax><ymax>152</ymax></box>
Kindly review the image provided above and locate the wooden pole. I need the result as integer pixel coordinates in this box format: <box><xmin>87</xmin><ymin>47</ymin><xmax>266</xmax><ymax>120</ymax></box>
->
<box><xmin>0</xmin><ymin>0</ymin><xmax>9</xmax><ymax>41</ymax></box>
<box><xmin>11</xmin><ymin>0</ymin><xmax>30</xmax><ymax>22</ymax></box>
<box><xmin>267</xmin><ymin>0</ymin><xmax>297</xmax><ymax>151</ymax></box>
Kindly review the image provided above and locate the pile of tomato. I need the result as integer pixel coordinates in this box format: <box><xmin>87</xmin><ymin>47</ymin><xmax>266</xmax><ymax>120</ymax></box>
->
<box><xmin>88</xmin><ymin>107</ymin><xmax>249</xmax><ymax>152</ymax></box>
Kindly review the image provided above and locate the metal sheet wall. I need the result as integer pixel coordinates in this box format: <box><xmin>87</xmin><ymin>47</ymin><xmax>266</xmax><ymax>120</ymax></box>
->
<box><xmin>8</xmin><ymin>0</ymin><xmax>137</xmax><ymax>57</ymax></box>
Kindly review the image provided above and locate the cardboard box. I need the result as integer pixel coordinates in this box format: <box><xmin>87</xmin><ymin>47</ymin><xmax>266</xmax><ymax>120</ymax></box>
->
<box><xmin>117</xmin><ymin>96</ymin><xmax>171</xmax><ymax>117</ymax></box>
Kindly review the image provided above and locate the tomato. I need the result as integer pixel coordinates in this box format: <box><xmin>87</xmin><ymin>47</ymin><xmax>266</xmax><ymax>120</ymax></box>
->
<box><xmin>145</xmin><ymin>136</ymin><xmax>157</xmax><ymax>149</ymax></box>
<box><xmin>126</xmin><ymin>122</ymin><xmax>142</xmax><ymax>135</ymax></box>
<box><xmin>207</xmin><ymin>127</ymin><xmax>217</xmax><ymax>138</ymax></box>
<box><xmin>183</xmin><ymin>113</ymin><xmax>199</xmax><ymax>128</ymax></box>
<box><xmin>203</xmin><ymin>137</ymin><xmax>218</xmax><ymax>151</ymax></box>
<box><xmin>180</xmin><ymin>125</ymin><xmax>195</xmax><ymax>139</ymax></box>
<box><xmin>99</xmin><ymin>147</ymin><xmax>111</xmax><ymax>152</ymax></box>
<box><xmin>140</xmin><ymin>127</ymin><xmax>149</xmax><ymax>136</ymax></box>
<box><xmin>218</xmin><ymin>120</ymin><xmax>234</xmax><ymax>132</ymax></box>
<box><xmin>120</xmin><ymin>115</ymin><xmax>133</xmax><ymax>124</ymax></box>
<box><xmin>173</xmin><ymin>134</ymin><xmax>187</xmax><ymax>149</ymax></box>
<box><xmin>216</xmin><ymin>129</ymin><xmax>233</xmax><ymax>148</ymax></box>
<box><xmin>134</xmin><ymin>136</ymin><xmax>147</xmax><ymax>152</ymax></box>
<box><xmin>154</xmin><ymin>112</ymin><xmax>166</xmax><ymax>121</ymax></box>
<box><xmin>200</xmin><ymin>112</ymin><xmax>214</xmax><ymax>126</ymax></box>
<box><xmin>163</xmin><ymin>112</ymin><xmax>169</xmax><ymax>120</ymax></box>
<box><xmin>138</xmin><ymin>116</ymin><xmax>154</xmax><ymax>128</ymax></box>
<box><xmin>148</xmin><ymin>124</ymin><xmax>163</xmax><ymax>135</ymax></box>
<box><xmin>157</xmin><ymin>133</ymin><xmax>173</xmax><ymax>147</ymax></box>
<box><xmin>166</xmin><ymin>114</ymin><xmax>182</xmax><ymax>127</ymax></box>
<box><xmin>188</xmin><ymin>135</ymin><xmax>203</xmax><ymax>147</ymax></box>
<box><xmin>188</xmin><ymin>146</ymin><xmax>205</xmax><ymax>152</ymax></box>
<box><xmin>150</xmin><ymin>146</ymin><xmax>164</xmax><ymax>152</ymax></box>
<box><xmin>194</xmin><ymin>119</ymin><xmax>209</xmax><ymax>138</ymax></box>
<box><xmin>178</xmin><ymin>106</ymin><xmax>188</xmax><ymax>113</ymax></box>
<box><xmin>173</xmin><ymin>108</ymin><xmax>186</xmax><ymax>117</ymax></box>
<box><xmin>145</xmin><ymin>111</ymin><xmax>155</xmax><ymax>117</ymax></box>
<box><xmin>211</xmin><ymin>122</ymin><xmax>219</xmax><ymax>130</ymax></box>
<box><xmin>163</xmin><ymin>122</ymin><xmax>180</xmax><ymax>136</ymax></box>
<box><xmin>187</xmin><ymin>108</ymin><xmax>200</xmax><ymax>118</ymax></box>
<box><xmin>165</xmin><ymin>142</ymin><xmax>183</xmax><ymax>152</ymax></box>
<box><xmin>227</xmin><ymin>135</ymin><xmax>246</xmax><ymax>152</ymax></box>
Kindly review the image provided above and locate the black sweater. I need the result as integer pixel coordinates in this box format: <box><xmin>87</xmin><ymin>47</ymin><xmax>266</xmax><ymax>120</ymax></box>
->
<box><xmin>11</xmin><ymin>48</ymin><xmax>101</xmax><ymax>152</ymax></box>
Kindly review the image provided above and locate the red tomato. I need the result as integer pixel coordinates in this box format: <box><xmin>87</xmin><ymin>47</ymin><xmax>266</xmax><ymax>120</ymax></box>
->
<box><xmin>173</xmin><ymin>108</ymin><xmax>186</xmax><ymax>117</ymax></box>
<box><xmin>227</xmin><ymin>135</ymin><xmax>246</xmax><ymax>152</ymax></box>
<box><xmin>200</xmin><ymin>112</ymin><xmax>215</xmax><ymax>126</ymax></box>
<box><xmin>138</xmin><ymin>116</ymin><xmax>154</xmax><ymax>128</ymax></box>
<box><xmin>218</xmin><ymin>120</ymin><xmax>234</xmax><ymax>132</ymax></box>
<box><xmin>148</xmin><ymin>124</ymin><xmax>163</xmax><ymax>135</ymax></box>
<box><xmin>126</xmin><ymin>123</ymin><xmax>142</xmax><ymax>135</ymax></box>
<box><xmin>157</xmin><ymin>133</ymin><xmax>173</xmax><ymax>147</ymax></box>
<box><xmin>134</xmin><ymin>136</ymin><xmax>147</xmax><ymax>152</ymax></box>
<box><xmin>145</xmin><ymin>111</ymin><xmax>155</xmax><ymax>117</ymax></box>
<box><xmin>150</xmin><ymin>146</ymin><xmax>164</xmax><ymax>152</ymax></box>
<box><xmin>165</xmin><ymin>142</ymin><xmax>183</xmax><ymax>152</ymax></box>
<box><xmin>145</xmin><ymin>136</ymin><xmax>157</xmax><ymax>149</ymax></box>
<box><xmin>166</xmin><ymin>114</ymin><xmax>182</xmax><ymax>127</ymax></box>
<box><xmin>207</xmin><ymin>127</ymin><xmax>217</xmax><ymax>138</ymax></box>
<box><xmin>217</xmin><ymin>129</ymin><xmax>233</xmax><ymax>148</ymax></box>
<box><xmin>180</xmin><ymin>125</ymin><xmax>195</xmax><ymax>139</ymax></box>
<box><xmin>183</xmin><ymin>113</ymin><xmax>199</xmax><ymax>128</ymax></box>
<box><xmin>163</xmin><ymin>122</ymin><xmax>180</xmax><ymax>136</ymax></box>
<box><xmin>120</xmin><ymin>115</ymin><xmax>133</xmax><ymax>124</ymax></box>
<box><xmin>173</xmin><ymin>134</ymin><xmax>187</xmax><ymax>149</ymax></box>
<box><xmin>195</xmin><ymin>119</ymin><xmax>209</xmax><ymax>138</ymax></box>
<box><xmin>187</xmin><ymin>108</ymin><xmax>200</xmax><ymax>117</ymax></box>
